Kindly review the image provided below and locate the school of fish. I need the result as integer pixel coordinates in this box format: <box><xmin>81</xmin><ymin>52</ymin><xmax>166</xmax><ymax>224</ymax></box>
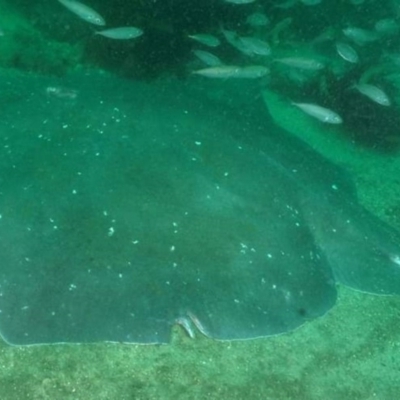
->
<box><xmin>54</xmin><ymin>0</ymin><xmax>399</xmax><ymax>125</ymax></box>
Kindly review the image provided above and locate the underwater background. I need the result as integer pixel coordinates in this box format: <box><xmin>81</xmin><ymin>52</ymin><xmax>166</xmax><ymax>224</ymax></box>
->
<box><xmin>1</xmin><ymin>0</ymin><xmax>400</xmax><ymax>398</ymax></box>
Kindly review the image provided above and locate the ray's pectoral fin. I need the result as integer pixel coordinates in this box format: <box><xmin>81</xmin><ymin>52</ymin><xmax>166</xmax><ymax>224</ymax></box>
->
<box><xmin>307</xmin><ymin>200</ymin><xmax>400</xmax><ymax>296</ymax></box>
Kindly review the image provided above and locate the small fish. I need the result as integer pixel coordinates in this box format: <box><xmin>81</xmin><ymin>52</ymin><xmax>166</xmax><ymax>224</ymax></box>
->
<box><xmin>335</xmin><ymin>42</ymin><xmax>359</xmax><ymax>63</ymax></box>
<box><xmin>57</xmin><ymin>0</ymin><xmax>105</xmax><ymax>26</ymax></box>
<box><xmin>374</xmin><ymin>19</ymin><xmax>399</xmax><ymax>36</ymax></box>
<box><xmin>221</xmin><ymin>28</ymin><xmax>238</xmax><ymax>47</ymax></box>
<box><xmin>188</xmin><ymin>34</ymin><xmax>220</xmax><ymax>47</ymax></box>
<box><xmin>270</xmin><ymin>16</ymin><xmax>293</xmax><ymax>44</ymax></box>
<box><xmin>193</xmin><ymin>65</ymin><xmax>269</xmax><ymax>79</ymax></box>
<box><xmin>221</xmin><ymin>30</ymin><xmax>270</xmax><ymax>57</ymax></box>
<box><xmin>193</xmin><ymin>50</ymin><xmax>223</xmax><ymax>66</ymax></box>
<box><xmin>222</xmin><ymin>29</ymin><xmax>252</xmax><ymax>56</ymax></box>
<box><xmin>96</xmin><ymin>27</ymin><xmax>143</xmax><ymax>40</ymax></box>
<box><xmin>193</xmin><ymin>65</ymin><xmax>241</xmax><ymax>78</ymax></box>
<box><xmin>293</xmin><ymin>103</ymin><xmax>343</xmax><ymax>124</ymax></box>
<box><xmin>220</xmin><ymin>28</ymin><xmax>249</xmax><ymax>55</ymax></box>
<box><xmin>246</xmin><ymin>12</ymin><xmax>269</xmax><ymax>27</ymax></box>
<box><xmin>343</xmin><ymin>27</ymin><xmax>379</xmax><ymax>46</ymax></box>
<box><xmin>353</xmin><ymin>84</ymin><xmax>391</xmax><ymax>106</ymax></box>
<box><xmin>238</xmin><ymin>37</ymin><xmax>271</xmax><ymax>56</ymax></box>
<box><xmin>274</xmin><ymin>57</ymin><xmax>325</xmax><ymax>70</ymax></box>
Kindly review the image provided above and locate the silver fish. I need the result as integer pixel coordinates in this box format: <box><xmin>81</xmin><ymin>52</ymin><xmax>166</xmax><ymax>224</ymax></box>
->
<box><xmin>238</xmin><ymin>37</ymin><xmax>271</xmax><ymax>56</ymax></box>
<box><xmin>274</xmin><ymin>57</ymin><xmax>325</xmax><ymax>70</ymax></box>
<box><xmin>354</xmin><ymin>84</ymin><xmax>391</xmax><ymax>106</ymax></box>
<box><xmin>193</xmin><ymin>65</ymin><xmax>268</xmax><ymax>79</ymax></box>
<box><xmin>193</xmin><ymin>50</ymin><xmax>223</xmax><ymax>67</ymax></box>
<box><xmin>246</xmin><ymin>12</ymin><xmax>269</xmax><ymax>27</ymax></box>
<box><xmin>188</xmin><ymin>34</ymin><xmax>221</xmax><ymax>47</ymax></box>
<box><xmin>96</xmin><ymin>27</ymin><xmax>143</xmax><ymax>40</ymax></box>
<box><xmin>335</xmin><ymin>42</ymin><xmax>359</xmax><ymax>63</ymax></box>
<box><xmin>192</xmin><ymin>65</ymin><xmax>241</xmax><ymax>78</ymax></box>
<box><xmin>221</xmin><ymin>29</ymin><xmax>270</xmax><ymax>57</ymax></box>
<box><xmin>221</xmin><ymin>28</ymin><xmax>238</xmax><ymax>47</ymax></box>
<box><xmin>375</xmin><ymin>19</ymin><xmax>399</xmax><ymax>36</ymax></box>
<box><xmin>343</xmin><ymin>27</ymin><xmax>379</xmax><ymax>46</ymax></box>
<box><xmin>293</xmin><ymin>103</ymin><xmax>343</xmax><ymax>124</ymax></box>
<box><xmin>57</xmin><ymin>0</ymin><xmax>105</xmax><ymax>26</ymax></box>
<box><xmin>221</xmin><ymin>28</ymin><xmax>251</xmax><ymax>56</ymax></box>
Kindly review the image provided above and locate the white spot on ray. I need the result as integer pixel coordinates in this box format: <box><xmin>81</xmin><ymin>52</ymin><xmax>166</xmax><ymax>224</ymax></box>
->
<box><xmin>68</xmin><ymin>283</ymin><xmax>77</xmax><ymax>291</ymax></box>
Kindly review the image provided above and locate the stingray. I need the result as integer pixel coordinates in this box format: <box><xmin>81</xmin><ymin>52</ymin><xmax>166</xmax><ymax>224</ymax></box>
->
<box><xmin>0</xmin><ymin>72</ymin><xmax>399</xmax><ymax>345</ymax></box>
